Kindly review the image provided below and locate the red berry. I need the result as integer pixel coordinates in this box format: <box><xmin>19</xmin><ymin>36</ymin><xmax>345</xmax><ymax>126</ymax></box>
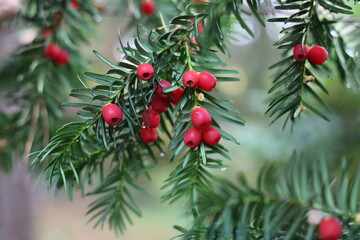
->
<box><xmin>151</xmin><ymin>96</ymin><xmax>169</xmax><ymax>113</ymax></box>
<box><xmin>42</xmin><ymin>29</ymin><xmax>52</xmax><ymax>38</ymax></box>
<box><xmin>140</xmin><ymin>128</ymin><xmax>158</xmax><ymax>143</ymax></box>
<box><xmin>190</xmin><ymin>19</ymin><xmax>204</xmax><ymax>33</ymax></box>
<box><xmin>169</xmin><ymin>88</ymin><xmax>184</xmax><ymax>105</ymax></box>
<box><xmin>184</xmin><ymin>128</ymin><xmax>202</xmax><ymax>148</ymax></box>
<box><xmin>136</xmin><ymin>63</ymin><xmax>154</xmax><ymax>81</ymax></box>
<box><xmin>198</xmin><ymin>72</ymin><xmax>217</xmax><ymax>92</ymax></box>
<box><xmin>293</xmin><ymin>44</ymin><xmax>309</xmax><ymax>62</ymax></box>
<box><xmin>54</xmin><ymin>49</ymin><xmax>70</xmax><ymax>65</ymax></box>
<box><xmin>308</xmin><ymin>46</ymin><xmax>328</xmax><ymax>65</ymax></box>
<box><xmin>142</xmin><ymin>108</ymin><xmax>161</xmax><ymax>128</ymax></box>
<box><xmin>318</xmin><ymin>217</ymin><xmax>342</xmax><ymax>240</ymax></box>
<box><xmin>140</xmin><ymin>1</ymin><xmax>156</xmax><ymax>16</ymax></box>
<box><xmin>202</xmin><ymin>126</ymin><xmax>221</xmax><ymax>145</ymax></box>
<box><xmin>191</xmin><ymin>107</ymin><xmax>212</xmax><ymax>130</ymax></box>
<box><xmin>44</xmin><ymin>44</ymin><xmax>61</xmax><ymax>59</ymax></box>
<box><xmin>102</xmin><ymin>104</ymin><xmax>123</xmax><ymax>126</ymax></box>
<box><xmin>189</xmin><ymin>38</ymin><xmax>199</xmax><ymax>54</ymax></box>
<box><xmin>182</xmin><ymin>70</ymin><xmax>199</xmax><ymax>87</ymax></box>
<box><xmin>155</xmin><ymin>80</ymin><xmax>172</xmax><ymax>99</ymax></box>
<box><xmin>71</xmin><ymin>0</ymin><xmax>80</xmax><ymax>9</ymax></box>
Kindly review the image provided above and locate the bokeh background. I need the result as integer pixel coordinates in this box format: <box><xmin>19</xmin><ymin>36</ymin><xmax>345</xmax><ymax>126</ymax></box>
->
<box><xmin>1</xmin><ymin>1</ymin><xmax>359</xmax><ymax>239</ymax></box>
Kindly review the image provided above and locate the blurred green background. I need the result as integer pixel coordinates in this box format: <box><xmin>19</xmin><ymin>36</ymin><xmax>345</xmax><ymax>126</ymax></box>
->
<box><xmin>1</xmin><ymin>2</ymin><xmax>359</xmax><ymax>240</ymax></box>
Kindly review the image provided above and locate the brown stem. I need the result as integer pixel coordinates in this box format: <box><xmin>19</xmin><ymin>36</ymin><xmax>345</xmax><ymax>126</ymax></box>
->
<box><xmin>23</xmin><ymin>99</ymin><xmax>40</xmax><ymax>164</ymax></box>
<box><xmin>40</xmin><ymin>99</ymin><xmax>49</xmax><ymax>147</ymax></box>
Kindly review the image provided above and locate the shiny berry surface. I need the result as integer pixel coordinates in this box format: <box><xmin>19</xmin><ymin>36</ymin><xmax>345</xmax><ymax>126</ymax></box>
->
<box><xmin>169</xmin><ymin>88</ymin><xmax>184</xmax><ymax>105</ymax></box>
<box><xmin>191</xmin><ymin>107</ymin><xmax>212</xmax><ymax>130</ymax></box>
<box><xmin>318</xmin><ymin>217</ymin><xmax>342</xmax><ymax>240</ymax></box>
<box><xmin>140</xmin><ymin>1</ymin><xmax>156</xmax><ymax>16</ymax></box>
<box><xmin>155</xmin><ymin>80</ymin><xmax>171</xmax><ymax>99</ymax></box>
<box><xmin>54</xmin><ymin>49</ymin><xmax>70</xmax><ymax>65</ymax></box>
<box><xmin>44</xmin><ymin>44</ymin><xmax>61</xmax><ymax>59</ymax></box>
<box><xmin>102</xmin><ymin>104</ymin><xmax>123</xmax><ymax>126</ymax></box>
<box><xmin>140</xmin><ymin>128</ymin><xmax>158</xmax><ymax>143</ymax></box>
<box><xmin>184</xmin><ymin>128</ymin><xmax>202</xmax><ymax>148</ymax></box>
<box><xmin>136</xmin><ymin>63</ymin><xmax>154</xmax><ymax>81</ymax></box>
<box><xmin>182</xmin><ymin>71</ymin><xmax>199</xmax><ymax>87</ymax></box>
<box><xmin>142</xmin><ymin>108</ymin><xmax>161</xmax><ymax>128</ymax></box>
<box><xmin>293</xmin><ymin>44</ymin><xmax>309</xmax><ymax>62</ymax></box>
<box><xmin>202</xmin><ymin>126</ymin><xmax>221</xmax><ymax>145</ymax></box>
<box><xmin>198</xmin><ymin>72</ymin><xmax>217</xmax><ymax>92</ymax></box>
<box><xmin>151</xmin><ymin>96</ymin><xmax>169</xmax><ymax>113</ymax></box>
<box><xmin>308</xmin><ymin>46</ymin><xmax>328</xmax><ymax>65</ymax></box>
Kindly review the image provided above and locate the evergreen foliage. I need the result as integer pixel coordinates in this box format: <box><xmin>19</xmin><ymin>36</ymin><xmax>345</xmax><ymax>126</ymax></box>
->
<box><xmin>0</xmin><ymin>0</ymin><xmax>359</xmax><ymax>238</ymax></box>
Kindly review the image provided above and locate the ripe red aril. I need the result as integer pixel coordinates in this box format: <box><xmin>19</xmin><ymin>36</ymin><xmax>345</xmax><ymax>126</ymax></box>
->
<box><xmin>308</xmin><ymin>46</ymin><xmax>328</xmax><ymax>65</ymax></box>
<box><xmin>71</xmin><ymin>0</ymin><xmax>80</xmax><ymax>9</ymax></box>
<box><xmin>198</xmin><ymin>72</ymin><xmax>217</xmax><ymax>92</ymax></box>
<box><xmin>136</xmin><ymin>63</ymin><xmax>154</xmax><ymax>81</ymax></box>
<box><xmin>191</xmin><ymin>107</ymin><xmax>212</xmax><ymax>130</ymax></box>
<box><xmin>140</xmin><ymin>0</ymin><xmax>156</xmax><ymax>16</ymax></box>
<box><xmin>44</xmin><ymin>43</ymin><xmax>61</xmax><ymax>59</ymax></box>
<box><xmin>202</xmin><ymin>126</ymin><xmax>221</xmax><ymax>145</ymax></box>
<box><xmin>293</xmin><ymin>44</ymin><xmax>309</xmax><ymax>62</ymax></box>
<box><xmin>169</xmin><ymin>88</ymin><xmax>184</xmax><ymax>105</ymax></box>
<box><xmin>182</xmin><ymin>70</ymin><xmax>199</xmax><ymax>87</ymax></box>
<box><xmin>54</xmin><ymin>49</ymin><xmax>70</xmax><ymax>65</ymax></box>
<box><xmin>155</xmin><ymin>80</ymin><xmax>171</xmax><ymax>99</ymax></box>
<box><xmin>318</xmin><ymin>217</ymin><xmax>342</xmax><ymax>240</ymax></box>
<box><xmin>140</xmin><ymin>128</ymin><xmax>158</xmax><ymax>143</ymax></box>
<box><xmin>142</xmin><ymin>108</ymin><xmax>161</xmax><ymax>128</ymax></box>
<box><xmin>151</xmin><ymin>96</ymin><xmax>169</xmax><ymax>113</ymax></box>
<box><xmin>102</xmin><ymin>104</ymin><xmax>123</xmax><ymax>126</ymax></box>
<box><xmin>184</xmin><ymin>128</ymin><xmax>202</xmax><ymax>148</ymax></box>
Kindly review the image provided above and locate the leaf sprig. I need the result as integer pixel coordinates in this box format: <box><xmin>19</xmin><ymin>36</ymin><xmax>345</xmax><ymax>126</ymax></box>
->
<box><xmin>173</xmin><ymin>153</ymin><xmax>360</xmax><ymax>240</ymax></box>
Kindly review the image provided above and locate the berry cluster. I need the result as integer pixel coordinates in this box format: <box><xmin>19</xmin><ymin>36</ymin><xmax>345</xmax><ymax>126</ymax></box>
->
<box><xmin>318</xmin><ymin>217</ymin><xmax>342</xmax><ymax>240</ymax></box>
<box><xmin>293</xmin><ymin>44</ymin><xmax>328</xmax><ymax>65</ymax></box>
<box><xmin>182</xmin><ymin>70</ymin><xmax>217</xmax><ymax>91</ymax></box>
<box><xmin>44</xmin><ymin>43</ymin><xmax>70</xmax><ymax>65</ymax></box>
<box><xmin>137</xmin><ymin>63</ymin><xmax>184</xmax><ymax>143</ymax></box>
<box><xmin>184</xmin><ymin>107</ymin><xmax>221</xmax><ymax>148</ymax></box>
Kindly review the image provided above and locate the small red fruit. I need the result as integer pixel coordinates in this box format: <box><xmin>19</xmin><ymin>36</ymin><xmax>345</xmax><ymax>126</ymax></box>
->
<box><xmin>190</xmin><ymin>19</ymin><xmax>204</xmax><ymax>34</ymax></box>
<box><xmin>54</xmin><ymin>49</ymin><xmax>70</xmax><ymax>65</ymax></box>
<box><xmin>182</xmin><ymin>70</ymin><xmax>199</xmax><ymax>87</ymax></box>
<box><xmin>308</xmin><ymin>46</ymin><xmax>328</xmax><ymax>65</ymax></box>
<box><xmin>140</xmin><ymin>128</ymin><xmax>158</xmax><ymax>143</ymax></box>
<box><xmin>151</xmin><ymin>96</ymin><xmax>169</xmax><ymax>113</ymax></box>
<box><xmin>189</xmin><ymin>38</ymin><xmax>199</xmax><ymax>54</ymax></box>
<box><xmin>318</xmin><ymin>217</ymin><xmax>342</xmax><ymax>240</ymax></box>
<box><xmin>184</xmin><ymin>128</ymin><xmax>202</xmax><ymax>148</ymax></box>
<box><xmin>198</xmin><ymin>72</ymin><xmax>217</xmax><ymax>92</ymax></box>
<box><xmin>202</xmin><ymin>126</ymin><xmax>221</xmax><ymax>145</ymax></box>
<box><xmin>142</xmin><ymin>108</ymin><xmax>161</xmax><ymax>128</ymax></box>
<box><xmin>169</xmin><ymin>88</ymin><xmax>184</xmax><ymax>105</ymax></box>
<box><xmin>42</xmin><ymin>29</ymin><xmax>52</xmax><ymax>38</ymax></box>
<box><xmin>293</xmin><ymin>44</ymin><xmax>309</xmax><ymax>62</ymax></box>
<box><xmin>140</xmin><ymin>1</ymin><xmax>156</xmax><ymax>16</ymax></box>
<box><xmin>71</xmin><ymin>0</ymin><xmax>80</xmax><ymax>9</ymax></box>
<box><xmin>102</xmin><ymin>104</ymin><xmax>123</xmax><ymax>126</ymax></box>
<box><xmin>191</xmin><ymin>107</ymin><xmax>212</xmax><ymax>130</ymax></box>
<box><xmin>137</xmin><ymin>63</ymin><xmax>155</xmax><ymax>81</ymax></box>
<box><xmin>44</xmin><ymin>43</ymin><xmax>61</xmax><ymax>59</ymax></box>
<box><xmin>155</xmin><ymin>80</ymin><xmax>172</xmax><ymax>99</ymax></box>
